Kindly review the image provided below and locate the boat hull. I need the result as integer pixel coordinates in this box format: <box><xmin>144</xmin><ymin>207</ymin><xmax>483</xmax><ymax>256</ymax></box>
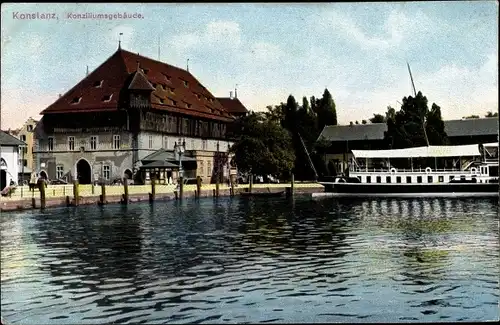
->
<box><xmin>319</xmin><ymin>182</ymin><xmax>499</xmax><ymax>198</ymax></box>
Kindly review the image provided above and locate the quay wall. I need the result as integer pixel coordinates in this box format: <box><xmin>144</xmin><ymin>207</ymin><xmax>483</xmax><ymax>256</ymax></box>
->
<box><xmin>0</xmin><ymin>183</ymin><xmax>324</xmax><ymax>212</ymax></box>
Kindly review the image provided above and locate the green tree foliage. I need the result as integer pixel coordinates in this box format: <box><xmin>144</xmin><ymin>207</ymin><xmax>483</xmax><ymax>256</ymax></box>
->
<box><xmin>485</xmin><ymin>111</ymin><xmax>498</xmax><ymax>117</ymax></box>
<box><xmin>463</xmin><ymin>115</ymin><xmax>480</xmax><ymax>119</ymax></box>
<box><xmin>316</xmin><ymin>89</ymin><xmax>337</xmax><ymax>131</ymax></box>
<box><xmin>361</xmin><ymin>120</ymin><xmax>367</xmax><ymax>124</ymax></box>
<box><xmin>369</xmin><ymin>114</ymin><xmax>385</xmax><ymax>123</ymax></box>
<box><xmin>230</xmin><ymin>112</ymin><xmax>295</xmax><ymax>177</ymax></box>
<box><xmin>384</xmin><ymin>91</ymin><xmax>447</xmax><ymax>149</ymax></box>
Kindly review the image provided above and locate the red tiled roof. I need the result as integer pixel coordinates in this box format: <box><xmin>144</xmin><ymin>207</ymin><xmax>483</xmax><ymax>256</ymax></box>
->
<box><xmin>41</xmin><ymin>48</ymin><xmax>235</xmax><ymax>122</ymax></box>
<box><xmin>216</xmin><ymin>97</ymin><xmax>249</xmax><ymax>114</ymax></box>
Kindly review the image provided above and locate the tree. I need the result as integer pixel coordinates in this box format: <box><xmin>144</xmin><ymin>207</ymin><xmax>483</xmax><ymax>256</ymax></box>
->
<box><xmin>485</xmin><ymin>111</ymin><xmax>498</xmax><ymax>117</ymax></box>
<box><xmin>463</xmin><ymin>115</ymin><xmax>480</xmax><ymax>119</ymax></box>
<box><xmin>384</xmin><ymin>91</ymin><xmax>447</xmax><ymax>149</ymax></box>
<box><xmin>230</xmin><ymin>112</ymin><xmax>295</xmax><ymax>177</ymax></box>
<box><xmin>362</xmin><ymin>120</ymin><xmax>367</xmax><ymax>124</ymax></box>
<box><xmin>316</xmin><ymin>88</ymin><xmax>337</xmax><ymax>131</ymax></box>
<box><xmin>369</xmin><ymin>114</ymin><xmax>385</xmax><ymax>123</ymax></box>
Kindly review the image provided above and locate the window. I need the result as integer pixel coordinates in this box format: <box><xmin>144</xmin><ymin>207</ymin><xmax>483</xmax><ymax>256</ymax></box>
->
<box><xmin>102</xmin><ymin>94</ymin><xmax>112</xmax><ymax>102</ymax></box>
<box><xmin>48</xmin><ymin>137</ymin><xmax>54</xmax><ymax>151</ymax></box>
<box><xmin>376</xmin><ymin>176</ymin><xmax>381</xmax><ymax>183</ymax></box>
<box><xmin>27</xmin><ymin>125</ymin><xmax>33</xmax><ymax>132</ymax></box>
<box><xmin>366</xmin><ymin>176</ymin><xmax>371</xmax><ymax>183</ymax></box>
<box><xmin>93</xmin><ymin>80</ymin><xmax>103</xmax><ymax>88</ymax></box>
<box><xmin>427</xmin><ymin>176</ymin><xmax>433</xmax><ymax>183</ymax></box>
<box><xmin>56</xmin><ymin>166</ymin><xmax>64</xmax><ymax>179</ymax></box>
<box><xmin>149</xmin><ymin>135</ymin><xmax>153</xmax><ymax>149</ymax></box>
<box><xmin>449</xmin><ymin>175</ymin><xmax>455</xmax><ymax>181</ymax></box>
<box><xmin>113</xmin><ymin>135</ymin><xmax>120</xmax><ymax>149</ymax></box>
<box><xmin>406</xmin><ymin>176</ymin><xmax>412</xmax><ymax>183</ymax></box>
<box><xmin>417</xmin><ymin>176</ymin><xmax>423</xmax><ymax>183</ymax></box>
<box><xmin>68</xmin><ymin>136</ymin><xmax>75</xmax><ymax>151</ymax></box>
<box><xmin>23</xmin><ymin>147</ymin><xmax>27</xmax><ymax>154</ymax></box>
<box><xmin>396</xmin><ymin>176</ymin><xmax>402</xmax><ymax>183</ymax></box>
<box><xmin>90</xmin><ymin>136</ymin><xmax>98</xmax><ymax>150</ymax></box>
<box><xmin>103</xmin><ymin>165</ymin><xmax>110</xmax><ymax>180</ymax></box>
<box><xmin>164</xmin><ymin>136</ymin><xmax>169</xmax><ymax>149</ymax></box>
<box><xmin>71</xmin><ymin>97</ymin><xmax>81</xmax><ymax>104</ymax></box>
<box><xmin>207</xmin><ymin>161</ymin><xmax>212</xmax><ymax>176</ymax></box>
<box><xmin>191</xmin><ymin>139</ymin><xmax>195</xmax><ymax>150</ymax></box>
<box><xmin>202</xmin><ymin>140</ymin><xmax>207</xmax><ymax>150</ymax></box>
<box><xmin>183</xmin><ymin>80</ymin><xmax>188</xmax><ymax>87</ymax></box>
<box><xmin>20</xmin><ymin>135</ymin><xmax>26</xmax><ymax>141</ymax></box>
<box><xmin>198</xmin><ymin>161</ymin><xmax>204</xmax><ymax>176</ymax></box>
<box><xmin>386</xmin><ymin>176</ymin><xmax>391</xmax><ymax>183</ymax></box>
<box><xmin>438</xmin><ymin>176</ymin><xmax>444</xmax><ymax>183</ymax></box>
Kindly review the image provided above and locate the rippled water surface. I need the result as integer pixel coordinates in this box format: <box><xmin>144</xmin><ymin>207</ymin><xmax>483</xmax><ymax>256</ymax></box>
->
<box><xmin>1</xmin><ymin>196</ymin><xmax>499</xmax><ymax>323</ymax></box>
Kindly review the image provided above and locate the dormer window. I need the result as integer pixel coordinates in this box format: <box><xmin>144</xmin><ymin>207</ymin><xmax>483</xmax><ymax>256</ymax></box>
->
<box><xmin>159</xmin><ymin>98</ymin><xmax>165</xmax><ymax>104</ymax></box>
<box><xmin>163</xmin><ymin>74</ymin><xmax>172</xmax><ymax>82</ymax></box>
<box><xmin>185</xmin><ymin>103</ymin><xmax>192</xmax><ymax>109</ymax></box>
<box><xmin>70</xmin><ymin>96</ymin><xmax>82</xmax><ymax>104</ymax></box>
<box><xmin>93</xmin><ymin>80</ymin><xmax>103</xmax><ymax>88</ymax></box>
<box><xmin>196</xmin><ymin>93</ymin><xmax>201</xmax><ymax>99</ymax></box>
<box><xmin>102</xmin><ymin>94</ymin><xmax>112</xmax><ymax>102</ymax></box>
<box><xmin>183</xmin><ymin>80</ymin><xmax>189</xmax><ymax>87</ymax></box>
<box><xmin>142</xmin><ymin>68</ymin><xmax>149</xmax><ymax>74</ymax></box>
<box><xmin>169</xmin><ymin>87</ymin><xmax>175</xmax><ymax>93</ymax></box>
<box><xmin>172</xmin><ymin>100</ymin><xmax>177</xmax><ymax>106</ymax></box>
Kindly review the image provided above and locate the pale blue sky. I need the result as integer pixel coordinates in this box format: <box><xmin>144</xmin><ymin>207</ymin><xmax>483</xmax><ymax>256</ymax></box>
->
<box><xmin>1</xmin><ymin>2</ymin><xmax>498</xmax><ymax>129</ymax></box>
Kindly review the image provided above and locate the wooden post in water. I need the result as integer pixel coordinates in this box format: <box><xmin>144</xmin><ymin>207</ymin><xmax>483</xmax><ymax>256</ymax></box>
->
<box><xmin>291</xmin><ymin>173</ymin><xmax>295</xmax><ymax>196</ymax></box>
<box><xmin>73</xmin><ymin>180</ymin><xmax>79</xmax><ymax>206</ymax></box>
<box><xmin>100</xmin><ymin>183</ymin><xmax>106</xmax><ymax>205</ymax></box>
<box><xmin>149</xmin><ymin>175</ymin><xmax>156</xmax><ymax>203</ymax></box>
<box><xmin>122</xmin><ymin>177</ymin><xmax>129</xmax><ymax>205</ymax></box>
<box><xmin>249</xmin><ymin>174</ymin><xmax>253</xmax><ymax>193</ymax></box>
<box><xmin>38</xmin><ymin>179</ymin><xmax>46</xmax><ymax>209</ymax></box>
<box><xmin>196</xmin><ymin>176</ymin><xmax>202</xmax><ymax>198</ymax></box>
<box><xmin>215</xmin><ymin>175</ymin><xmax>220</xmax><ymax>198</ymax></box>
<box><xmin>179</xmin><ymin>176</ymin><xmax>184</xmax><ymax>200</ymax></box>
<box><xmin>230</xmin><ymin>178</ymin><xmax>235</xmax><ymax>197</ymax></box>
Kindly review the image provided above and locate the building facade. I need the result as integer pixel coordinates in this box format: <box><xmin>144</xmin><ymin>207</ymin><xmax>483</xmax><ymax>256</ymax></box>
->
<box><xmin>1</xmin><ymin>131</ymin><xmax>26</xmax><ymax>189</ymax></box>
<box><xmin>33</xmin><ymin>47</ymin><xmax>246</xmax><ymax>184</ymax></box>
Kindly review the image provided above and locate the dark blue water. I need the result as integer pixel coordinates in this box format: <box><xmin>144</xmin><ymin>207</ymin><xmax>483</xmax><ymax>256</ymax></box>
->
<box><xmin>1</xmin><ymin>196</ymin><xmax>499</xmax><ymax>323</ymax></box>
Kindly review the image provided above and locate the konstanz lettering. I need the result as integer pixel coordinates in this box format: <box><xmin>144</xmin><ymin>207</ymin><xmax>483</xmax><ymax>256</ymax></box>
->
<box><xmin>12</xmin><ymin>12</ymin><xmax>58</xmax><ymax>20</ymax></box>
<box><xmin>66</xmin><ymin>12</ymin><xmax>144</xmax><ymax>20</ymax></box>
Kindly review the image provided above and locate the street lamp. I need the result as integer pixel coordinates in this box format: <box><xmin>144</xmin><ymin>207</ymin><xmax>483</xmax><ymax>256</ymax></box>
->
<box><xmin>174</xmin><ymin>140</ymin><xmax>186</xmax><ymax>179</ymax></box>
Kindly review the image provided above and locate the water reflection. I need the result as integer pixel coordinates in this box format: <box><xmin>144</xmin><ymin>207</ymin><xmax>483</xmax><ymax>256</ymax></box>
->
<box><xmin>1</xmin><ymin>196</ymin><xmax>498</xmax><ymax>324</ymax></box>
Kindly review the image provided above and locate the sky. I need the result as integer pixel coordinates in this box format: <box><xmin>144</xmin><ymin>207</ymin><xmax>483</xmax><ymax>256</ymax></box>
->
<box><xmin>1</xmin><ymin>2</ymin><xmax>498</xmax><ymax>130</ymax></box>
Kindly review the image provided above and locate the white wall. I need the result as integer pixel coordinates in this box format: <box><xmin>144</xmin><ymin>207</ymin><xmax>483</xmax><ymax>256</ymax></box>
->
<box><xmin>0</xmin><ymin>145</ymin><xmax>19</xmax><ymax>185</ymax></box>
<box><xmin>138</xmin><ymin>131</ymin><xmax>234</xmax><ymax>153</ymax></box>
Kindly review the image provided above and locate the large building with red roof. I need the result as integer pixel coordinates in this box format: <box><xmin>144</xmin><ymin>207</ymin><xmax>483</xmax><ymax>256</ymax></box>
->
<box><xmin>33</xmin><ymin>47</ymin><xmax>248</xmax><ymax>184</ymax></box>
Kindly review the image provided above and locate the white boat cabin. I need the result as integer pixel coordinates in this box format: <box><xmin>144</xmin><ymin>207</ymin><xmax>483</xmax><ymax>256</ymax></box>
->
<box><xmin>347</xmin><ymin>143</ymin><xmax>499</xmax><ymax>184</ymax></box>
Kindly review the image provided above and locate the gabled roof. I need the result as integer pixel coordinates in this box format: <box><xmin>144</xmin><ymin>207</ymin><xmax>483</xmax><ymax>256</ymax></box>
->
<box><xmin>140</xmin><ymin>160</ymin><xmax>179</xmax><ymax>169</ymax></box>
<box><xmin>0</xmin><ymin>131</ymin><xmax>26</xmax><ymax>146</ymax></box>
<box><xmin>216</xmin><ymin>97</ymin><xmax>249</xmax><ymax>114</ymax></box>
<box><xmin>141</xmin><ymin>148</ymin><xmax>197</xmax><ymax>163</ymax></box>
<box><xmin>318</xmin><ymin>123</ymin><xmax>387</xmax><ymax>142</ymax></box>
<box><xmin>318</xmin><ymin>117</ymin><xmax>499</xmax><ymax>142</ymax></box>
<box><xmin>41</xmin><ymin>48</ymin><xmax>234</xmax><ymax>122</ymax></box>
<box><xmin>443</xmin><ymin>118</ymin><xmax>498</xmax><ymax>137</ymax></box>
<box><xmin>128</xmin><ymin>69</ymin><xmax>155</xmax><ymax>90</ymax></box>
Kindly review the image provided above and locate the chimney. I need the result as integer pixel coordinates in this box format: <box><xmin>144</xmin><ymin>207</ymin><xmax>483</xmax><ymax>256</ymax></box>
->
<box><xmin>58</xmin><ymin>94</ymin><xmax>62</xmax><ymax>98</ymax></box>
<box><xmin>230</xmin><ymin>91</ymin><xmax>233</xmax><ymax>99</ymax></box>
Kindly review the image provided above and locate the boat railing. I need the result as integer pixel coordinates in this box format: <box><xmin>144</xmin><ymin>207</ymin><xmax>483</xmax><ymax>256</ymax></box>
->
<box><xmin>351</xmin><ymin>167</ymin><xmax>468</xmax><ymax>173</ymax></box>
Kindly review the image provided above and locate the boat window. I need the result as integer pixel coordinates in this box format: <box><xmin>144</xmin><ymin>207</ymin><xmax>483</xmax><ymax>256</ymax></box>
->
<box><xmin>460</xmin><ymin>175</ymin><xmax>466</xmax><ymax>180</ymax></box>
<box><xmin>386</xmin><ymin>176</ymin><xmax>391</xmax><ymax>183</ymax></box>
<box><xmin>449</xmin><ymin>175</ymin><xmax>454</xmax><ymax>181</ymax></box>
<box><xmin>376</xmin><ymin>176</ymin><xmax>381</xmax><ymax>183</ymax></box>
<box><xmin>417</xmin><ymin>176</ymin><xmax>422</xmax><ymax>183</ymax></box>
<box><xmin>427</xmin><ymin>176</ymin><xmax>433</xmax><ymax>183</ymax></box>
<box><xmin>366</xmin><ymin>176</ymin><xmax>371</xmax><ymax>183</ymax></box>
<box><xmin>406</xmin><ymin>176</ymin><xmax>411</xmax><ymax>183</ymax></box>
<box><xmin>396</xmin><ymin>176</ymin><xmax>402</xmax><ymax>183</ymax></box>
<box><xmin>438</xmin><ymin>176</ymin><xmax>444</xmax><ymax>183</ymax></box>
<box><xmin>490</xmin><ymin>167</ymin><xmax>498</xmax><ymax>177</ymax></box>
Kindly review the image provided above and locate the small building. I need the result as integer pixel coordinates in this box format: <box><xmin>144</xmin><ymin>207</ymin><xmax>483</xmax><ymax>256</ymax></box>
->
<box><xmin>317</xmin><ymin>117</ymin><xmax>499</xmax><ymax>175</ymax></box>
<box><xmin>0</xmin><ymin>131</ymin><xmax>26</xmax><ymax>189</ymax></box>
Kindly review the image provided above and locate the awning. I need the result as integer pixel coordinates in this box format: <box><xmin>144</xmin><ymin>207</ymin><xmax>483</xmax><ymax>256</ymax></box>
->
<box><xmin>352</xmin><ymin>144</ymin><xmax>481</xmax><ymax>159</ymax></box>
<box><xmin>483</xmin><ymin>142</ymin><xmax>499</xmax><ymax>147</ymax></box>
<box><xmin>140</xmin><ymin>161</ymin><xmax>179</xmax><ymax>169</ymax></box>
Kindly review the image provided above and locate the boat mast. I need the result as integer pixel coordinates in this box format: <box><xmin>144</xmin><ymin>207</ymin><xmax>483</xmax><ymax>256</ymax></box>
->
<box><xmin>298</xmin><ymin>132</ymin><xmax>319</xmax><ymax>180</ymax></box>
<box><xmin>407</xmin><ymin>62</ymin><xmax>430</xmax><ymax>147</ymax></box>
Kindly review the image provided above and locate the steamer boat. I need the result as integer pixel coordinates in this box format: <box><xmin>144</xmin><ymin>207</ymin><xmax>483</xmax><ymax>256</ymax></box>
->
<box><xmin>319</xmin><ymin>143</ymin><xmax>499</xmax><ymax>198</ymax></box>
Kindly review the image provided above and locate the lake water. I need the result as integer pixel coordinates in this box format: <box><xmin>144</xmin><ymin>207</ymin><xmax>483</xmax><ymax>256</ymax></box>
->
<box><xmin>1</xmin><ymin>196</ymin><xmax>498</xmax><ymax>323</ymax></box>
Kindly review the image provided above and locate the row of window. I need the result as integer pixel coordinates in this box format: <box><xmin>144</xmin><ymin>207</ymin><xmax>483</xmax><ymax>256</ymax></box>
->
<box><xmin>55</xmin><ymin>165</ymin><xmax>111</xmax><ymax>180</ymax></box>
<box><xmin>45</xmin><ymin>135</ymin><xmax>121</xmax><ymax>151</ymax></box>
<box><xmin>365</xmin><ymin>175</ymin><xmax>466</xmax><ymax>184</ymax></box>
<box><xmin>197</xmin><ymin>161</ymin><xmax>212</xmax><ymax>177</ymax></box>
